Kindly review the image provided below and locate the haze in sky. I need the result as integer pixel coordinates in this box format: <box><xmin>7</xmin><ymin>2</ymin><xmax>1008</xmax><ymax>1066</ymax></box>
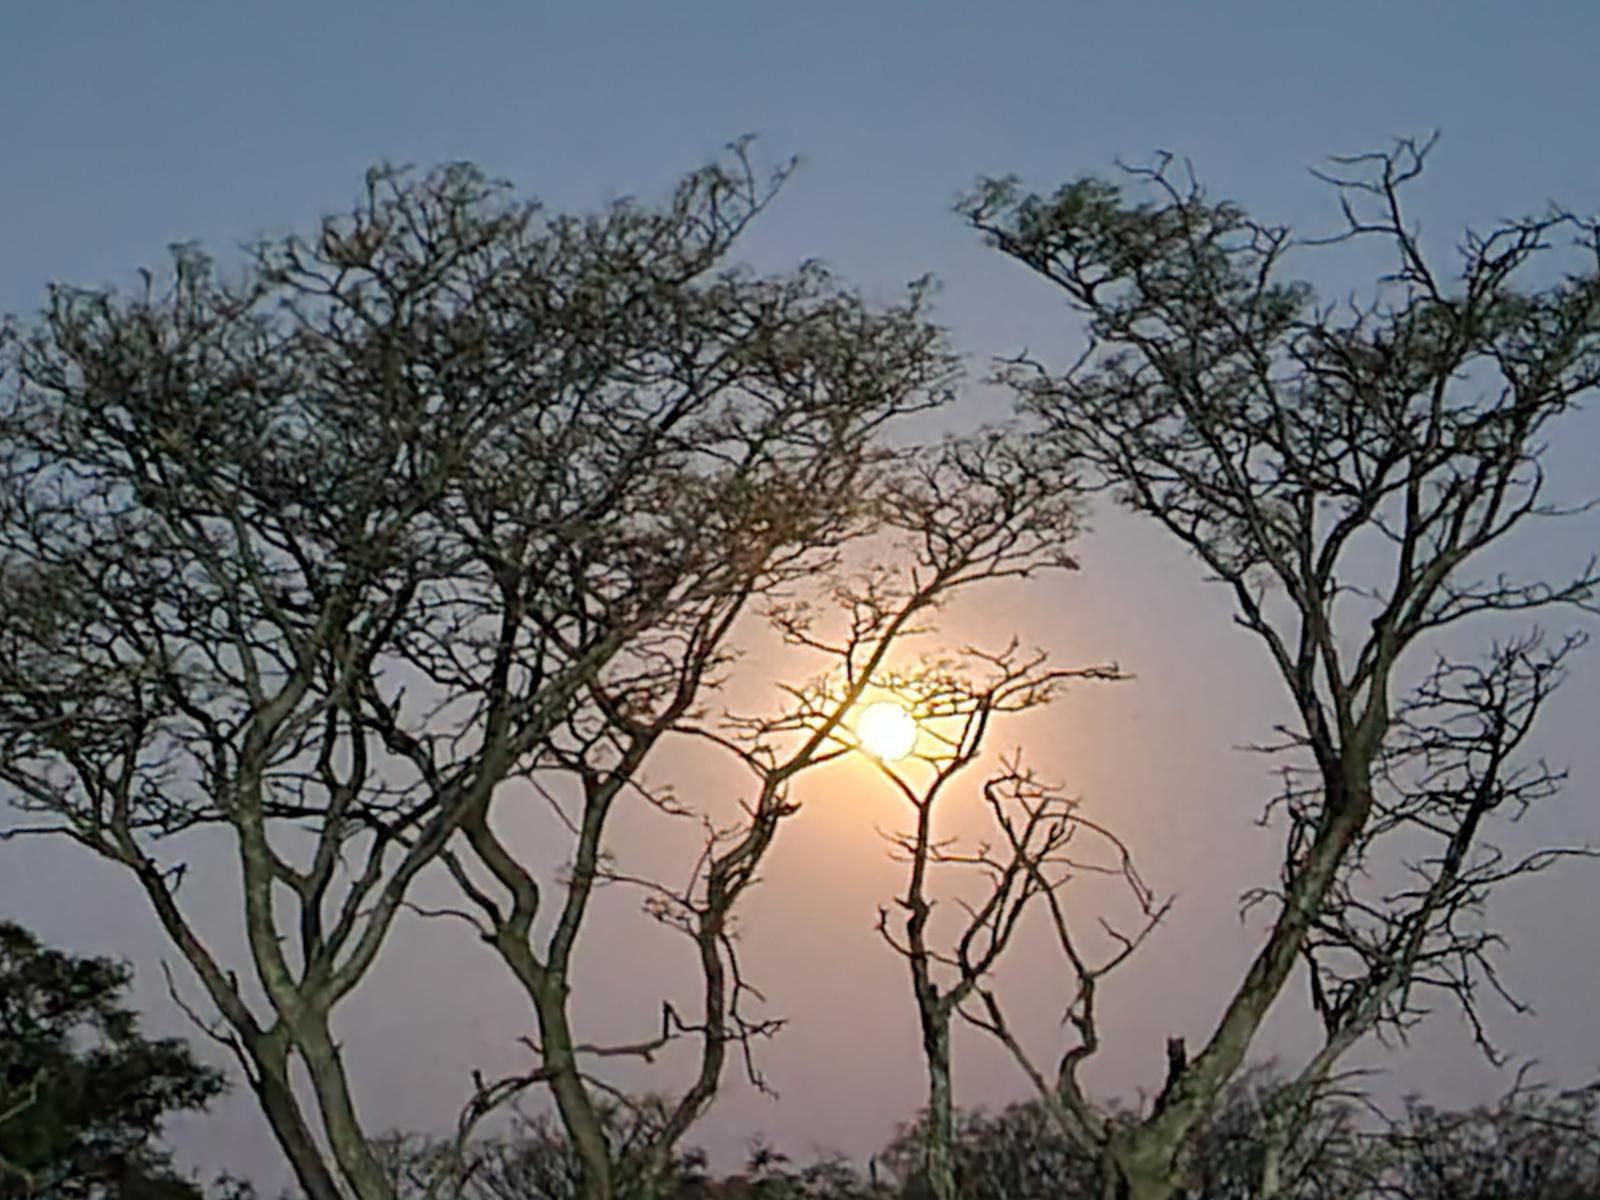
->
<box><xmin>3</xmin><ymin>4</ymin><xmax>1598</xmax><ymax>1191</ymax></box>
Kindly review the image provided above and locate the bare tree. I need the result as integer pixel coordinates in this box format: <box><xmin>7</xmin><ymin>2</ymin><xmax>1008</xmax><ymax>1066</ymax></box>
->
<box><xmin>961</xmin><ymin>136</ymin><xmax>1600</xmax><ymax>1198</ymax></box>
<box><xmin>850</xmin><ymin>644</ymin><xmax>1146</xmax><ymax>1200</ymax></box>
<box><xmin>1236</xmin><ymin>629</ymin><xmax>1590</xmax><ymax>1198</ymax></box>
<box><xmin>0</xmin><ymin>143</ymin><xmax>958</xmax><ymax>1200</ymax></box>
<box><xmin>457</xmin><ymin>428</ymin><xmax>1094</xmax><ymax>1196</ymax></box>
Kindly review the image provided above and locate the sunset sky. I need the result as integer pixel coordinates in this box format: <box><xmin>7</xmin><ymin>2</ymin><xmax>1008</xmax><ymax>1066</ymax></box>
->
<box><xmin>3</xmin><ymin>3</ymin><xmax>1599</xmax><ymax>1191</ymax></box>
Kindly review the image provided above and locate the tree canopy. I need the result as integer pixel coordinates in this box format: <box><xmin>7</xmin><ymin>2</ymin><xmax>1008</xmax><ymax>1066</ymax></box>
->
<box><xmin>1</xmin><ymin>136</ymin><xmax>1595</xmax><ymax>1200</ymax></box>
<box><xmin>958</xmin><ymin>135</ymin><xmax>1599</xmax><ymax>1199</ymax></box>
<box><xmin>0</xmin><ymin>144</ymin><xmax>1076</xmax><ymax>1200</ymax></box>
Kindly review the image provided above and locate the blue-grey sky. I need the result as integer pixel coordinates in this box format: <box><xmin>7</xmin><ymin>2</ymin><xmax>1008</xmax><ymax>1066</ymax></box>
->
<box><xmin>4</xmin><ymin>3</ymin><xmax>1599</xmax><ymax>1191</ymax></box>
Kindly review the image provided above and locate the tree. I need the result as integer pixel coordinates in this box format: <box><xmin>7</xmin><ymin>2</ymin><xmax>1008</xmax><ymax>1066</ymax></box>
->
<box><xmin>878</xmin><ymin>1097</ymin><xmax>1100</xmax><ymax>1200</ymax></box>
<box><xmin>961</xmin><ymin>136</ymin><xmax>1599</xmax><ymax>1197</ymax></box>
<box><xmin>0</xmin><ymin>921</ymin><xmax>225</xmax><ymax>1198</ymax></box>
<box><xmin>0</xmin><ymin>141</ymin><xmax>1090</xmax><ymax>1200</ymax></box>
<box><xmin>361</xmin><ymin>1105</ymin><xmax>892</xmax><ymax>1200</ymax></box>
<box><xmin>431</xmin><ymin>428</ymin><xmax>1088</xmax><ymax>1200</ymax></box>
<box><xmin>0</xmin><ymin>142</ymin><xmax>965</xmax><ymax>1200</ymax></box>
<box><xmin>854</xmin><ymin>643</ymin><xmax>1145</xmax><ymax>1200</ymax></box>
<box><xmin>356</xmin><ymin>1064</ymin><xmax>1600</xmax><ymax>1200</ymax></box>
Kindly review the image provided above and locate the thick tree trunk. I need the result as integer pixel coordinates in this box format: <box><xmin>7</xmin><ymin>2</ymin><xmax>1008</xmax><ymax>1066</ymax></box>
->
<box><xmin>1099</xmin><ymin>1132</ymin><xmax>1181</xmax><ymax>1200</ymax></box>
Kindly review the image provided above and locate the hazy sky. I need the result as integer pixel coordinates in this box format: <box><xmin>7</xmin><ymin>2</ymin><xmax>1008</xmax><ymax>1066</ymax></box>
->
<box><xmin>4</xmin><ymin>3</ymin><xmax>1599</xmax><ymax>1191</ymax></box>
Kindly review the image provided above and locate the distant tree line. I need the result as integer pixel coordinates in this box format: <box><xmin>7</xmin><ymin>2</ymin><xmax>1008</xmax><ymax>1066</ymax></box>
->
<box><xmin>354</xmin><ymin>1066</ymin><xmax>1600</xmax><ymax>1200</ymax></box>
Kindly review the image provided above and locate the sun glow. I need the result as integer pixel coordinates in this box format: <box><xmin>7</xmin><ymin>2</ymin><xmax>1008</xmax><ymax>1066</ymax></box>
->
<box><xmin>854</xmin><ymin>700</ymin><xmax>919</xmax><ymax>762</ymax></box>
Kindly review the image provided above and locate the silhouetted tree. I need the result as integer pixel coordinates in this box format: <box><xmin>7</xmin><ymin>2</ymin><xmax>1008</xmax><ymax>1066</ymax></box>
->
<box><xmin>442</xmin><ymin>429</ymin><xmax>1087</xmax><ymax>1200</ymax></box>
<box><xmin>851</xmin><ymin>643</ymin><xmax>1141</xmax><ymax>1200</ymax></box>
<box><xmin>879</xmin><ymin>1096</ymin><xmax>1099</xmax><ymax>1200</ymax></box>
<box><xmin>0</xmin><ymin>138</ymin><xmax>1077</xmax><ymax>1200</ymax></box>
<box><xmin>365</xmin><ymin>1101</ymin><xmax>716</xmax><ymax>1200</ymax></box>
<box><xmin>0</xmin><ymin>139</ymin><xmax>964</xmax><ymax>1200</ymax></box>
<box><xmin>0</xmin><ymin>921</ymin><xmax>224</xmax><ymax>1198</ymax></box>
<box><xmin>630</xmin><ymin>424</ymin><xmax>1100</xmax><ymax>1200</ymax></box>
<box><xmin>964</xmin><ymin>136</ymin><xmax>1599</xmax><ymax>1197</ymax></box>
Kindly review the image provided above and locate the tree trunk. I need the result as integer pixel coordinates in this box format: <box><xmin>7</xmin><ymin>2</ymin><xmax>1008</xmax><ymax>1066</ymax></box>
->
<box><xmin>248</xmin><ymin>1032</ymin><xmax>347</xmax><ymax>1200</ymax></box>
<box><xmin>921</xmin><ymin>1015</ymin><xmax>957</xmax><ymax>1200</ymax></box>
<box><xmin>1100</xmin><ymin>1134</ymin><xmax>1180</xmax><ymax>1200</ymax></box>
<box><xmin>1254</xmin><ymin>1109</ymin><xmax>1291</xmax><ymax>1200</ymax></box>
<box><xmin>296</xmin><ymin>1020</ymin><xmax>395</xmax><ymax>1200</ymax></box>
<box><xmin>532</xmin><ymin>981</ymin><xmax>616</xmax><ymax>1200</ymax></box>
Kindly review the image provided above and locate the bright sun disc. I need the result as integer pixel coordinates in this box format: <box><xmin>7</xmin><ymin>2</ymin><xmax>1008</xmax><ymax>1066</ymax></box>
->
<box><xmin>855</xmin><ymin>701</ymin><xmax>918</xmax><ymax>762</ymax></box>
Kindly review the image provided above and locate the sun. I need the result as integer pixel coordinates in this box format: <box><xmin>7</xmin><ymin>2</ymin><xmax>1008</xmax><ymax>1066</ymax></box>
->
<box><xmin>854</xmin><ymin>700</ymin><xmax>918</xmax><ymax>762</ymax></box>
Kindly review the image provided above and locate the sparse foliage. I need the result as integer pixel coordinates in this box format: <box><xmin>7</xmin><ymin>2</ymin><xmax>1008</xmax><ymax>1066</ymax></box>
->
<box><xmin>854</xmin><ymin>643</ymin><xmax>1147</xmax><ymax>1200</ymax></box>
<box><xmin>369</xmin><ymin>1102</ymin><xmax>714</xmax><ymax>1200</ymax></box>
<box><xmin>5</xmin><ymin>128</ymin><xmax>1597</xmax><ymax>1200</ymax></box>
<box><xmin>964</xmin><ymin>136</ymin><xmax>1599</xmax><ymax>1197</ymax></box>
<box><xmin>0</xmin><ymin>142</ymin><xmax>963</xmax><ymax>1200</ymax></box>
<box><xmin>1372</xmin><ymin>1076</ymin><xmax>1600</xmax><ymax>1200</ymax></box>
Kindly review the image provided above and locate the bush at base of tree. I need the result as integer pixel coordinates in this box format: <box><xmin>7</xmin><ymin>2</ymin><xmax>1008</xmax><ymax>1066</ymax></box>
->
<box><xmin>0</xmin><ymin>921</ymin><xmax>226</xmax><ymax>1199</ymax></box>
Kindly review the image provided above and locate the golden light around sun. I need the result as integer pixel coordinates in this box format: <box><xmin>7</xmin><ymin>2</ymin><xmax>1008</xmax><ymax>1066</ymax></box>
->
<box><xmin>854</xmin><ymin>700</ymin><xmax>918</xmax><ymax>762</ymax></box>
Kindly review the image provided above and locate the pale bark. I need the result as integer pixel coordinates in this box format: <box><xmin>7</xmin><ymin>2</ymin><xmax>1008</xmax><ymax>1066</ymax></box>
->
<box><xmin>248</xmin><ymin>1030</ymin><xmax>348</xmax><ymax>1200</ymax></box>
<box><xmin>961</xmin><ymin>137</ymin><xmax>1600</xmax><ymax>1199</ymax></box>
<box><xmin>920</xmin><ymin>1020</ymin><xmax>956</xmax><ymax>1200</ymax></box>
